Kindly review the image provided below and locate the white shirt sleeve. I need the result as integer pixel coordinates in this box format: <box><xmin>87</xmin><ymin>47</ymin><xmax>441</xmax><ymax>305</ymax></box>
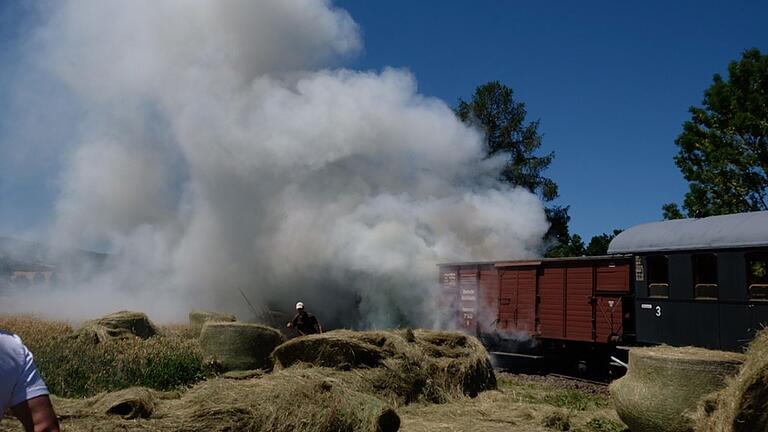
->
<box><xmin>9</xmin><ymin>338</ymin><xmax>49</xmax><ymax>407</ymax></box>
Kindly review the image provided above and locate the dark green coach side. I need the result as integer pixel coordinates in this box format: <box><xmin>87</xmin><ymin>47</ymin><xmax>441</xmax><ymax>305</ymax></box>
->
<box><xmin>608</xmin><ymin>211</ymin><xmax>768</xmax><ymax>352</ymax></box>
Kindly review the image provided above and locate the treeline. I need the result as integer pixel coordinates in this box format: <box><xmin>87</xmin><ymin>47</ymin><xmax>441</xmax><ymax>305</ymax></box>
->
<box><xmin>457</xmin><ymin>48</ymin><xmax>767</xmax><ymax>257</ymax></box>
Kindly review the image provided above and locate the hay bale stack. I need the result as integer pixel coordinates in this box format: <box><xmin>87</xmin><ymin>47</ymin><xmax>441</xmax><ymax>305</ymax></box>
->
<box><xmin>696</xmin><ymin>328</ymin><xmax>768</xmax><ymax>431</ymax></box>
<box><xmin>173</xmin><ymin>370</ymin><xmax>400</xmax><ymax>432</ymax></box>
<box><xmin>271</xmin><ymin>329</ymin><xmax>496</xmax><ymax>405</ymax></box>
<box><xmin>610</xmin><ymin>346</ymin><xmax>744</xmax><ymax>432</ymax></box>
<box><xmin>199</xmin><ymin>322</ymin><xmax>285</xmax><ymax>371</ymax></box>
<box><xmin>189</xmin><ymin>310</ymin><xmax>236</xmax><ymax>335</ymax></box>
<box><xmin>76</xmin><ymin>311</ymin><xmax>158</xmax><ymax>343</ymax></box>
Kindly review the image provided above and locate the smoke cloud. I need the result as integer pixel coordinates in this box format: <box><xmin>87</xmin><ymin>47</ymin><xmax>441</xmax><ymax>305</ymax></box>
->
<box><xmin>1</xmin><ymin>0</ymin><xmax>548</xmax><ymax>327</ymax></box>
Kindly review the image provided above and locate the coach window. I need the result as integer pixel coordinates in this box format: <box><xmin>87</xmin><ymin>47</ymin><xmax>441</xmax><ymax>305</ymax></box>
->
<box><xmin>747</xmin><ymin>253</ymin><xmax>768</xmax><ymax>300</ymax></box>
<box><xmin>646</xmin><ymin>255</ymin><xmax>669</xmax><ymax>298</ymax></box>
<box><xmin>693</xmin><ymin>253</ymin><xmax>718</xmax><ymax>299</ymax></box>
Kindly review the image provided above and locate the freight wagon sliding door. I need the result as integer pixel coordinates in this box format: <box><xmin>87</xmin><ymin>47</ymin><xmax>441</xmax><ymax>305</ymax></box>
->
<box><xmin>498</xmin><ymin>268</ymin><xmax>537</xmax><ymax>336</ymax></box>
<box><xmin>477</xmin><ymin>266</ymin><xmax>499</xmax><ymax>332</ymax></box>
<box><xmin>565</xmin><ymin>265</ymin><xmax>594</xmax><ymax>341</ymax></box>
<box><xmin>539</xmin><ymin>267</ymin><xmax>565</xmax><ymax>339</ymax></box>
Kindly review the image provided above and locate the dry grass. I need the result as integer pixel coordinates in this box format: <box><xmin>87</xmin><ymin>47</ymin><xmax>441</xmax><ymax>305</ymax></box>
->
<box><xmin>272</xmin><ymin>329</ymin><xmax>496</xmax><ymax>406</ymax></box>
<box><xmin>0</xmin><ymin>315</ymin><xmax>626</xmax><ymax>432</ymax></box>
<box><xmin>0</xmin><ymin>373</ymin><xmax>623</xmax><ymax>432</ymax></box>
<box><xmin>695</xmin><ymin>327</ymin><xmax>768</xmax><ymax>431</ymax></box>
<box><xmin>399</xmin><ymin>375</ymin><xmax>625</xmax><ymax>432</ymax></box>
<box><xmin>0</xmin><ymin>314</ymin><xmax>213</xmax><ymax>398</ymax></box>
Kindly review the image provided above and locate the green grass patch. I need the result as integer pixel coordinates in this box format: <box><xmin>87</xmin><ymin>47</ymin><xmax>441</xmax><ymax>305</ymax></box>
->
<box><xmin>0</xmin><ymin>315</ymin><xmax>215</xmax><ymax>398</ymax></box>
<box><xmin>499</xmin><ymin>376</ymin><xmax>609</xmax><ymax>411</ymax></box>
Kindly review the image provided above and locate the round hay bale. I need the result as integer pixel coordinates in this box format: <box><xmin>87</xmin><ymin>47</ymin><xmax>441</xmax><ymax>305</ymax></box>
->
<box><xmin>189</xmin><ymin>310</ymin><xmax>236</xmax><ymax>335</ymax></box>
<box><xmin>697</xmin><ymin>328</ymin><xmax>768</xmax><ymax>432</ymax></box>
<box><xmin>610</xmin><ymin>345</ymin><xmax>744</xmax><ymax>432</ymax></box>
<box><xmin>76</xmin><ymin>310</ymin><xmax>158</xmax><ymax>343</ymax></box>
<box><xmin>199</xmin><ymin>322</ymin><xmax>285</xmax><ymax>371</ymax></box>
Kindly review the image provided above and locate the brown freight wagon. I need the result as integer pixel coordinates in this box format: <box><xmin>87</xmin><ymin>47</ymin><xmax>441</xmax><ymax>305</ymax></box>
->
<box><xmin>438</xmin><ymin>255</ymin><xmax>635</xmax><ymax>370</ymax></box>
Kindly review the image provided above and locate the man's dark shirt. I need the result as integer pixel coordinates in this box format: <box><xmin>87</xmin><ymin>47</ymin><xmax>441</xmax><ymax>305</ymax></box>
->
<box><xmin>290</xmin><ymin>311</ymin><xmax>319</xmax><ymax>335</ymax></box>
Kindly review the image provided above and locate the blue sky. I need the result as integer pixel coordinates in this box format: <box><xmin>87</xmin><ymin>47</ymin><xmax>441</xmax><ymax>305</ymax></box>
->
<box><xmin>335</xmin><ymin>0</ymin><xmax>768</xmax><ymax>239</ymax></box>
<box><xmin>0</xmin><ymin>1</ymin><xmax>766</xmax><ymax>242</ymax></box>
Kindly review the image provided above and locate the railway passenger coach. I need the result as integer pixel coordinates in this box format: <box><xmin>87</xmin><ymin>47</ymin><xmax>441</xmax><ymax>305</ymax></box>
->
<box><xmin>439</xmin><ymin>211</ymin><xmax>768</xmax><ymax>359</ymax></box>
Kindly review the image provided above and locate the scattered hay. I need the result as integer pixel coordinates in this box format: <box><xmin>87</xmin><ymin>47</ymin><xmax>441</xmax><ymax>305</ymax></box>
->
<box><xmin>272</xmin><ymin>329</ymin><xmax>496</xmax><ymax>406</ymax></box>
<box><xmin>272</xmin><ymin>331</ymin><xmax>388</xmax><ymax>369</ymax></box>
<box><xmin>42</xmin><ymin>372</ymin><xmax>399</xmax><ymax>431</ymax></box>
<box><xmin>610</xmin><ymin>345</ymin><xmax>743</xmax><ymax>432</ymax></box>
<box><xmin>542</xmin><ymin>410</ymin><xmax>572</xmax><ymax>431</ymax></box>
<box><xmin>695</xmin><ymin>328</ymin><xmax>768</xmax><ymax>432</ymax></box>
<box><xmin>49</xmin><ymin>387</ymin><xmax>177</xmax><ymax>420</ymax></box>
<box><xmin>75</xmin><ymin>311</ymin><xmax>158</xmax><ymax>343</ymax></box>
<box><xmin>221</xmin><ymin>369</ymin><xmax>264</xmax><ymax>380</ymax></box>
<box><xmin>173</xmin><ymin>369</ymin><xmax>400</xmax><ymax>432</ymax></box>
<box><xmin>189</xmin><ymin>310</ymin><xmax>236</xmax><ymax>335</ymax></box>
<box><xmin>91</xmin><ymin>388</ymin><xmax>158</xmax><ymax>419</ymax></box>
<box><xmin>199</xmin><ymin>322</ymin><xmax>285</xmax><ymax>371</ymax></box>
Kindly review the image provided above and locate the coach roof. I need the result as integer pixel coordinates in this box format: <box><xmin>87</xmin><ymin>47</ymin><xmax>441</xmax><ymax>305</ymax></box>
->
<box><xmin>608</xmin><ymin>211</ymin><xmax>768</xmax><ymax>254</ymax></box>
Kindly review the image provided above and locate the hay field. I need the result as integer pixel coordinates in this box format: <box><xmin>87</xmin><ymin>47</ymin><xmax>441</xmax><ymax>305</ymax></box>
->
<box><xmin>0</xmin><ymin>315</ymin><xmax>626</xmax><ymax>432</ymax></box>
<box><xmin>0</xmin><ymin>314</ymin><xmax>213</xmax><ymax>397</ymax></box>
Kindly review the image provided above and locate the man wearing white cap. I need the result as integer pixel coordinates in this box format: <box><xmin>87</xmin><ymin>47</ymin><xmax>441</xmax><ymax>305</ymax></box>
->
<box><xmin>286</xmin><ymin>302</ymin><xmax>323</xmax><ymax>335</ymax></box>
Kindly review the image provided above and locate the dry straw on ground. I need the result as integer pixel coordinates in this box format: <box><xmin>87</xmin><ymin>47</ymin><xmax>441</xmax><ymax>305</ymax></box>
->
<box><xmin>0</xmin><ymin>315</ymin><xmax>501</xmax><ymax>432</ymax></box>
<box><xmin>199</xmin><ymin>322</ymin><xmax>285</xmax><ymax>371</ymax></box>
<box><xmin>188</xmin><ymin>310</ymin><xmax>236</xmax><ymax>335</ymax></box>
<box><xmin>30</xmin><ymin>328</ymin><xmax>495</xmax><ymax>432</ymax></box>
<box><xmin>695</xmin><ymin>328</ymin><xmax>768</xmax><ymax>432</ymax></box>
<box><xmin>74</xmin><ymin>311</ymin><xmax>158</xmax><ymax>343</ymax></box>
<box><xmin>272</xmin><ymin>329</ymin><xmax>496</xmax><ymax>405</ymax></box>
<box><xmin>18</xmin><ymin>368</ymin><xmax>400</xmax><ymax>432</ymax></box>
<box><xmin>610</xmin><ymin>345</ymin><xmax>744</xmax><ymax>432</ymax></box>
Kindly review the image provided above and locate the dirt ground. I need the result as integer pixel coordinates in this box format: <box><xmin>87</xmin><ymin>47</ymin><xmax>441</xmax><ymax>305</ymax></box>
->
<box><xmin>0</xmin><ymin>373</ymin><xmax>625</xmax><ymax>432</ymax></box>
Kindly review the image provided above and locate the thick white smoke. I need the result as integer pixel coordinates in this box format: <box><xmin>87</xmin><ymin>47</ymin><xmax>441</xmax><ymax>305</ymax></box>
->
<box><xmin>3</xmin><ymin>0</ymin><xmax>548</xmax><ymax>327</ymax></box>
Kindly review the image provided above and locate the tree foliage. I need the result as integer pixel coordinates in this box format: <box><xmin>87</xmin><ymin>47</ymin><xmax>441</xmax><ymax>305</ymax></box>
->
<box><xmin>457</xmin><ymin>81</ymin><xmax>558</xmax><ymax>201</ymax></box>
<box><xmin>585</xmin><ymin>229</ymin><xmax>622</xmax><ymax>256</ymax></box>
<box><xmin>545</xmin><ymin>233</ymin><xmax>585</xmax><ymax>258</ymax></box>
<box><xmin>664</xmin><ymin>48</ymin><xmax>768</xmax><ymax>218</ymax></box>
<box><xmin>661</xmin><ymin>203</ymin><xmax>684</xmax><ymax>220</ymax></box>
<box><xmin>457</xmin><ymin>81</ymin><xmax>570</xmax><ymax>254</ymax></box>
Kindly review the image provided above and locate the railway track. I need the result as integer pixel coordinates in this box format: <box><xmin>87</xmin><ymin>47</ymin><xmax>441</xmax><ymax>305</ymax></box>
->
<box><xmin>548</xmin><ymin>373</ymin><xmax>608</xmax><ymax>387</ymax></box>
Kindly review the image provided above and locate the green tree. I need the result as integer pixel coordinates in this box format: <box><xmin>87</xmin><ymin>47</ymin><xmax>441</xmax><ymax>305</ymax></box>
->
<box><xmin>546</xmin><ymin>234</ymin><xmax>585</xmax><ymax>258</ymax></box>
<box><xmin>664</xmin><ymin>48</ymin><xmax>768</xmax><ymax>218</ymax></box>
<box><xmin>456</xmin><ymin>81</ymin><xmax>557</xmax><ymax>200</ymax></box>
<box><xmin>661</xmin><ymin>203</ymin><xmax>684</xmax><ymax>220</ymax></box>
<box><xmin>585</xmin><ymin>229</ymin><xmax>623</xmax><ymax>256</ymax></box>
<box><xmin>456</xmin><ymin>81</ymin><xmax>569</xmax><ymax>254</ymax></box>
